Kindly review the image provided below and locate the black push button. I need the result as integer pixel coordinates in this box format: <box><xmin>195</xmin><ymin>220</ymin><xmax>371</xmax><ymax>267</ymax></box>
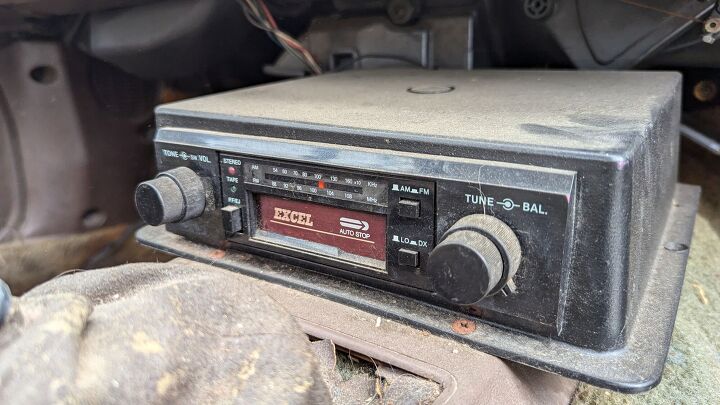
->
<box><xmin>221</xmin><ymin>205</ymin><xmax>242</xmax><ymax>234</ymax></box>
<box><xmin>398</xmin><ymin>199</ymin><xmax>421</xmax><ymax>218</ymax></box>
<box><xmin>398</xmin><ymin>248</ymin><xmax>419</xmax><ymax>267</ymax></box>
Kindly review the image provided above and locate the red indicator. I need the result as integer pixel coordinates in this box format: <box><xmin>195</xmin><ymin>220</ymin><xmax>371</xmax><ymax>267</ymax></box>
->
<box><xmin>317</xmin><ymin>180</ymin><xmax>325</xmax><ymax>189</ymax></box>
<box><xmin>227</xmin><ymin>166</ymin><xmax>237</xmax><ymax>175</ymax></box>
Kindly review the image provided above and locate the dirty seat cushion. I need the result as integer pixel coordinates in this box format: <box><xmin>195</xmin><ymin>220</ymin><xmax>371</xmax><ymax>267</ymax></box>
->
<box><xmin>0</xmin><ymin>262</ymin><xmax>330</xmax><ymax>404</ymax></box>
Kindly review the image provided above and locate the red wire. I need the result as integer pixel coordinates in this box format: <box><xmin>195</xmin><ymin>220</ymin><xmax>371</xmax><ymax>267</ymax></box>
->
<box><xmin>257</xmin><ymin>0</ymin><xmax>279</xmax><ymax>30</ymax></box>
<box><xmin>249</xmin><ymin>0</ymin><xmax>321</xmax><ymax>74</ymax></box>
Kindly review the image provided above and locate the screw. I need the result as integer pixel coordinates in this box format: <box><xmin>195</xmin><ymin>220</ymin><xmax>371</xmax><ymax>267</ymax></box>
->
<box><xmin>209</xmin><ymin>249</ymin><xmax>226</xmax><ymax>259</ymax></box>
<box><xmin>524</xmin><ymin>0</ymin><xmax>555</xmax><ymax>20</ymax></box>
<box><xmin>702</xmin><ymin>17</ymin><xmax>720</xmax><ymax>43</ymax></box>
<box><xmin>704</xmin><ymin>17</ymin><xmax>720</xmax><ymax>34</ymax></box>
<box><xmin>451</xmin><ymin>318</ymin><xmax>476</xmax><ymax>335</ymax></box>
<box><xmin>693</xmin><ymin>80</ymin><xmax>718</xmax><ymax>102</ymax></box>
<box><xmin>386</xmin><ymin>0</ymin><xmax>422</xmax><ymax>26</ymax></box>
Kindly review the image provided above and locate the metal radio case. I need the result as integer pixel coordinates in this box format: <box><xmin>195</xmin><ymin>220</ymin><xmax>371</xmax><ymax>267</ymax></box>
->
<box><xmin>138</xmin><ymin>69</ymin><xmax>698</xmax><ymax>391</ymax></box>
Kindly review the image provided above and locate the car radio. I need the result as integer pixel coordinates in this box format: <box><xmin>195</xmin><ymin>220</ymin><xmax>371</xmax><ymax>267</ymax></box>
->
<box><xmin>135</xmin><ymin>69</ymin><xmax>698</xmax><ymax>391</ymax></box>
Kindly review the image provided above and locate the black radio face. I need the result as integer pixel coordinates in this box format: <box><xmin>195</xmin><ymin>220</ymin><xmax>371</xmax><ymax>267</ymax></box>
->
<box><xmin>219</xmin><ymin>152</ymin><xmax>438</xmax><ymax>286</ymax></box>
<box><xmin>223</xmin><ymin>157</ymin><xmax>395</xmax><ymax>271</ymax></box>
<box><xmin>152</xmin><ymin>135</ymin><xmax>575</xmax><ymax>339</ymax></box>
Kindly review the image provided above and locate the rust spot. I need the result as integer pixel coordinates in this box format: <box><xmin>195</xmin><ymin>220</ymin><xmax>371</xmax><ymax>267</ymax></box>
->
<box><xmin>209</xmin><ymin>249</ymin><xmax>226</xmax><ymax>259</ymax></box>
<box><xmin>451</xmin><ymin>319</ymin><xmax>476</xmax><ymax>335</ymax></box>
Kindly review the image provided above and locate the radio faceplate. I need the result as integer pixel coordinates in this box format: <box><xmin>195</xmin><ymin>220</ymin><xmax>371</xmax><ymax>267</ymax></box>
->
<box><xmin>153</xmin><ymin>131</ymin><xmax>575</xmax><ymax>336</ymax></box>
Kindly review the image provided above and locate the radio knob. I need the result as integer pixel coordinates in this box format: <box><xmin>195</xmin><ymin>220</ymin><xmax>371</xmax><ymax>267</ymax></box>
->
<box><xmin>427</xmin><ymin>215</ymin><xmax>521</xmax><ymax>305</ymax></box>
<box><xmin>134</xmin><ymin>167</ymin><xmax>206</xmax><ymax>226</ymax></box>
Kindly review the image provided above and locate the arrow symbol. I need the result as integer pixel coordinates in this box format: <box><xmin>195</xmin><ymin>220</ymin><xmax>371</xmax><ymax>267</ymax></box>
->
<box><xmin>340</xmin><ymin>217</ymin><xmax>369</xmax><ymax>231</ymax></box>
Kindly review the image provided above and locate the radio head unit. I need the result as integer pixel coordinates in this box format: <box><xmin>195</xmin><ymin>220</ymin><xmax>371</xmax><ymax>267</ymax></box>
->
<box><xmin>135</xmin><ymin>69</ymin><xmax>698</xmax><ymax>391</ymax></box>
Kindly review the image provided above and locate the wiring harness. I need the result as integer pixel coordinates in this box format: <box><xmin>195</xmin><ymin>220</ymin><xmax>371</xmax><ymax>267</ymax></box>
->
<box><xmin>237</xmin><ymin>0</ymin><xmax>322</xmax><ymax>75</ymax></box>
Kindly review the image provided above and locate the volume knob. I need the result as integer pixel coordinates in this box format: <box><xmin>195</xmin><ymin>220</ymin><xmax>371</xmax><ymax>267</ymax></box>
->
<box><xmin>134</xmin><ymin>167</ymin><xmax>206</xmax><ymax>226</ymax></box>
<box><xmin>427</xmin><ymin>214</ymin><xmax>521</xmax><ymax>305</ymax></box>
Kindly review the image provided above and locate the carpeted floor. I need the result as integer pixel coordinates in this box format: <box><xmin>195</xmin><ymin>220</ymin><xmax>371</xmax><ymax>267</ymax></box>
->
<box><xmin>574</xmin><ymin>141</ymin><xmax>720</xmax><ymax>403</ymax></box>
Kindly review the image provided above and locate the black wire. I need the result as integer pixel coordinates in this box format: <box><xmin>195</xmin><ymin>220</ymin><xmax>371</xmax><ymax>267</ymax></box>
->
<box><xmin>62</xmin><ymin>13</ymin><xmax>87</xmax><ymax>45</ymax></box>
<box><xmin>332</xmin><ymin>54</ymin><xmax>426</xmax><ymax>72</ymax></box>
<box><xmin>661</xmin><ymin>37</ymin><xmax>705</xmax><ymax>54</ymax></box>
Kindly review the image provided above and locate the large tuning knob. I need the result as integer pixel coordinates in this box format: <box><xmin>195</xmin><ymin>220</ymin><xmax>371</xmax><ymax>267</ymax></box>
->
<box><xmin>426</xmin><ymin>214</ymin><xmax>521</xmax><ymax>305</ymax></box>
<box><xmin>134</xmin><ymin>167</ymin><xmax>206</xmax><ymax>226</ymax></box>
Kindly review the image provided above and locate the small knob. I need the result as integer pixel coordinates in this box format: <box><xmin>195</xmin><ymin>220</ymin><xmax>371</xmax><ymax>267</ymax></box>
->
<box><xmin>135</xmin><ymin>167</ymin><xmax>205</xmax><ymax>226</ymax></box>
<box><xmin>427</xmin><ymin>215</ymin><xmax>521</xmax><ymax>305</ymax></box>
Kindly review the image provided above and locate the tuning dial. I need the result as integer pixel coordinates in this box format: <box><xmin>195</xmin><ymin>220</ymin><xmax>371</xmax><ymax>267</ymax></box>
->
<box><xmin>426</xmin><ymin>214</ymin><xmax>521</xmax><ymax>305</ymax></box>
<box><xmin>134</xmin><ymin>167</ymin><xmax>206</xmax><ymax>226</ymax></box>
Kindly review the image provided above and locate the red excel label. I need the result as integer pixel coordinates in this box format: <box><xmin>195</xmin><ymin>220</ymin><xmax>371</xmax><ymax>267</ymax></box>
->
<box><xmin>256</xmin><ymin>195</ymin><xmax>387</xmax><ymax>261</ymax></box>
